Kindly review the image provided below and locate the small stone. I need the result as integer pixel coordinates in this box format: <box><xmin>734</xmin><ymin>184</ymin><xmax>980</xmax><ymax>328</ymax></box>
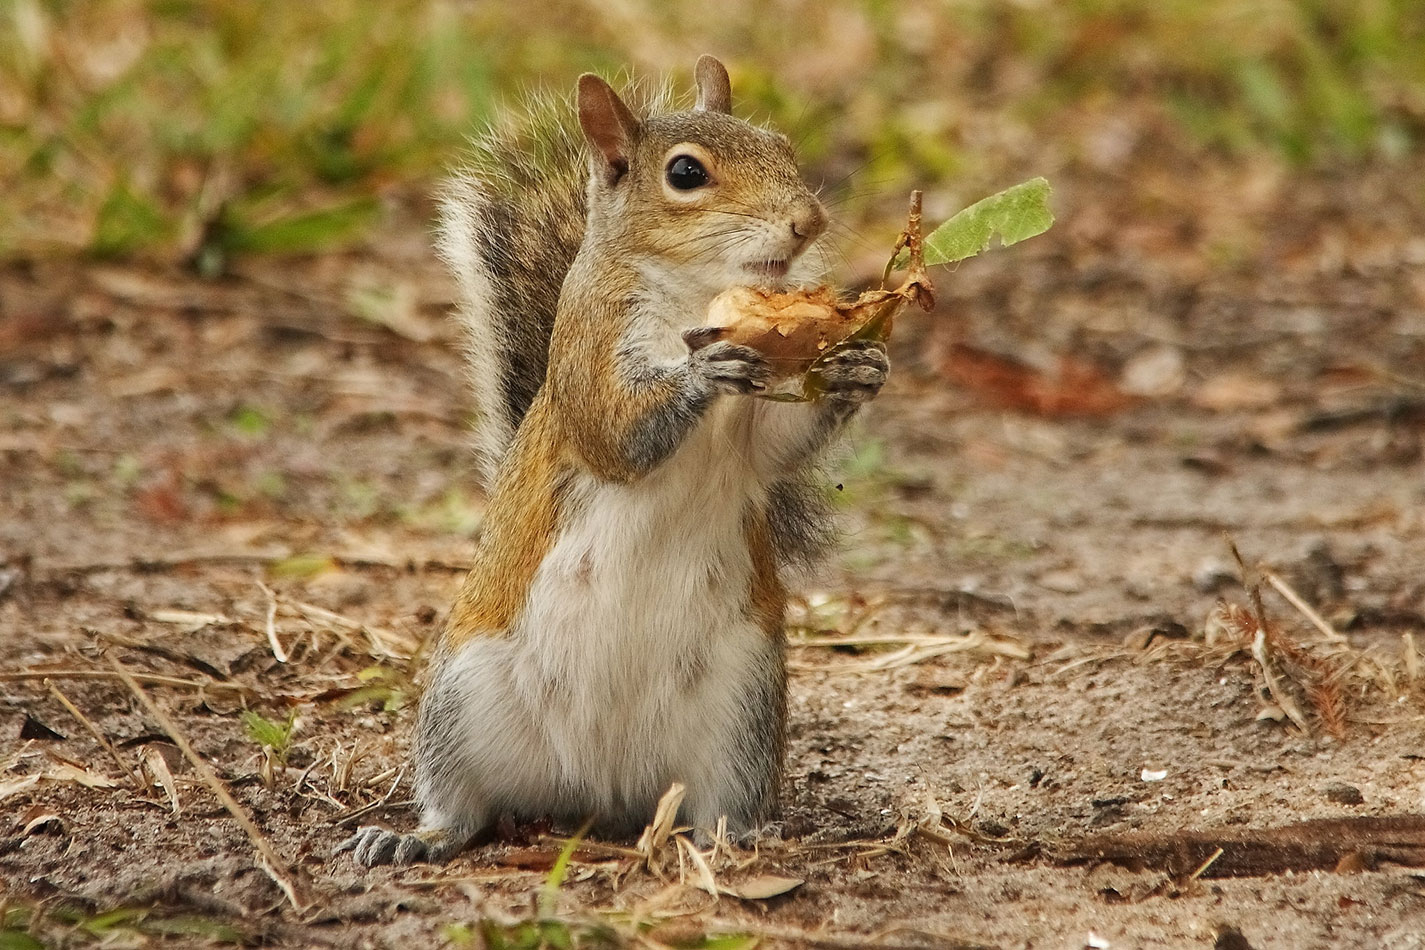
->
<box><xmin>1324</xmin><ymin>782</ymin><xmax>1364</xmax><ymax>805</ymax></box>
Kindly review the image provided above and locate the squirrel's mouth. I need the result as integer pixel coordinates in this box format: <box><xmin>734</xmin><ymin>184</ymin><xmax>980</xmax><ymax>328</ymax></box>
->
<box><xmin>745</xmin><ymin>259</ymin><xmax>790</xmax><ymax>281</ymax></box>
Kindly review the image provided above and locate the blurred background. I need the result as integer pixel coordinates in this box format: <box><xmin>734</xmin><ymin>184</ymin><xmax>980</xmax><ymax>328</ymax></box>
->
<box><xmin>2</xmin><ymin>0</ymin><xmax>1423</xmax><ymax>573</ymax></box>
<box><xmin>3</xmin><ymin>0</ymin><xmax>1421</xmax><ymax>269</ymax></box>
<box><xmin>3</xmin><ymin>11</ymin><xmax>1425</xmax><ymax>943</ymax></box>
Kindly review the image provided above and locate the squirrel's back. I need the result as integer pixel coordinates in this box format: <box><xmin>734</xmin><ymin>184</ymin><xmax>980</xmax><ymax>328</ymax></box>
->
<box><xmin>436</xmin><ymin>82</ymin><xmax>673</xmax><ymax>488</ymax></box>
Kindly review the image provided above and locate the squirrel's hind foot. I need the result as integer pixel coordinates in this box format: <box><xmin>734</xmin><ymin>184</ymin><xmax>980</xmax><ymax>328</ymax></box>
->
<box><xmin>336</xmin><ymin>825</ymin><xmax>466</xmax><ymax>866</ymax></box>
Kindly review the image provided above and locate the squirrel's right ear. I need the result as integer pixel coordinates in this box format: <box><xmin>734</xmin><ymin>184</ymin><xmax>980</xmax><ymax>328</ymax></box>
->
<box><xmin>577</xmin><ymin>74</ymin><xmax>640</xmax><ymax>185</ymax></box>
<box><xmin>694</xmin><ymin>55</ymin><xmax>732</xmax><ymax>114</ymax></box>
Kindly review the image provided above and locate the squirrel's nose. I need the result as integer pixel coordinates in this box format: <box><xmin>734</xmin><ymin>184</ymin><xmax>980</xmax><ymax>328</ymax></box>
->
<box><xmin>789</xmin><ymin>201</ymin><xmax>827</xmax><ymax>250</ymax></box>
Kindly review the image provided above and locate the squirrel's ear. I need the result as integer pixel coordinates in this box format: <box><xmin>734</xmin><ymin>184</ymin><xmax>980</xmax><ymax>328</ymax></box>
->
<box><xmin>577</xmin><ymin>74</ymin><xmax>640</xmax><ymax>185</ymax></box>
<box><xmin>694</xmin><ymin>55</ymin><xmax>732</xmax><ymax>114</ymax></box>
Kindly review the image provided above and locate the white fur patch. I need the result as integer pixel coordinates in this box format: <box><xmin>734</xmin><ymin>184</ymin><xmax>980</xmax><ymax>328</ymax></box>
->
<box><xmin>429</xmin><ymin>397</ymin><xmax>780</xmax><ymax>830</ymax></box>
<box><xmin>436</xmin><ymin>176</ymin><xmax>513</xmax><ymax>490</ymax></box>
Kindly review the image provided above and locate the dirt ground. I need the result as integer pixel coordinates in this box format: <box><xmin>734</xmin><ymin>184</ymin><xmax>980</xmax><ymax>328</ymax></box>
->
<box><xmin>3</xmin><ymin>155</ymin><xmax>1425</xmax><ymax>949</ymax></box>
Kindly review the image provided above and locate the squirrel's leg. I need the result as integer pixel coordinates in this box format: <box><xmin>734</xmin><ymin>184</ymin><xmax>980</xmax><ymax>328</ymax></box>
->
<box><xmin>675</xmin><ymin>627</ymin><xmax>787</xmax><ymax>839</ymax></box>
<box><xmin>337</xmin><ymin>639</ymin><xmax>536</xmax><ymax>866</ymax></box>
<box><xmin>748</xmin><ymin>339</ymin><xmax>889</xmax><ymax>478</ymax></box>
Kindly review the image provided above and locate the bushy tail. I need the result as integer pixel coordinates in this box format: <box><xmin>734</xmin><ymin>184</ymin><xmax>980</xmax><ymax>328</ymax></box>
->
<box><xmin>436</xmin><ymin>82</ymin><xmax>670</xmax><ymax>490</ymax></box>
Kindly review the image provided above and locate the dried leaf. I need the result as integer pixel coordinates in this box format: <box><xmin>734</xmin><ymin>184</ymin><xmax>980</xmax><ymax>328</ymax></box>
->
<box><xmin>144</xmin><ymin>746</ymin><xmax>181</xmax><ymax>815</ymax></box>
<box><xmin>720</xmin><ymin>875</ymin><xmax>804</xmax><ymax>900</ymax></box>
<box><xmin>677</xmin><ymin>836</ymin><xmax>720</xmax><ymax>897</ymax></box>
<box><xmin>940</xmin><ymin>344</ymin><xmax>1133</xmax><ymax>417</ymax></box>
<box><xmin>20</xmin><ymin>806</ymin><xmax>62</xmax><ymax>835</ymax></box>
<box><xmin>0</xmin><ymin>775</ymin><xmax>41</xmax><ymax>803</ymax></box>
<box><xmin>695</xmin><ymin>192</ymin><xmax>935</xmax><ymax>399</ymax></box>
<box><xmin>151</xmin><ymin>608</ymin><xmax>230</xmax><ymax>629</ymax></box>
<box><xmin>637</xmin><ymin>782</ymin><xmax>686</xmax><ymax>861</ymax></box>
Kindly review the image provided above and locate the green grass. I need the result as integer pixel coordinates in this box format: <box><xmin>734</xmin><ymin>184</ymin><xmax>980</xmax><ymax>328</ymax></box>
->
<box><xmin>2</xmin><ymin>0</ymin><xmax>1420</xmax><ymax>266</ymax></box>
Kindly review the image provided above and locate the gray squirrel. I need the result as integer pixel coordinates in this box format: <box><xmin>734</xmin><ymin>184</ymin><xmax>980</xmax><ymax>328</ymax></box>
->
<box><xmin>338</xmin><ymin>55</ymin><xmax>888</xmax><ymax>866</ymax></box>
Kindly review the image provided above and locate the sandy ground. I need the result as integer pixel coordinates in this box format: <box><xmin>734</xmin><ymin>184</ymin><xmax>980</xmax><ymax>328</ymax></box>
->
<box><xmin>3</xmin><ymin>158</ymin><xmax>1425</xmax><ymax>948</ymax></box>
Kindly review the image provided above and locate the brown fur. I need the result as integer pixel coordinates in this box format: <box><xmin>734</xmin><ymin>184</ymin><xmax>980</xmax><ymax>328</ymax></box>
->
<box><xmin>444</xmin><ymin>403</ymin><xmax>565</xmax><ymax>643</ymax></box>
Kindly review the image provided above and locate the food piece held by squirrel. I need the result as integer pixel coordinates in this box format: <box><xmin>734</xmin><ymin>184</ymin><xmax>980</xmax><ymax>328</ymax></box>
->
<box><xmin>693</xmin><ymin>191</ymin><xmax>937</xmax><ymax>399</ymax></box>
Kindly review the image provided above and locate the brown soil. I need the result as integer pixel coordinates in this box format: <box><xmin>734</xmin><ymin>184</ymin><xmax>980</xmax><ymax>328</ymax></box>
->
<box><xmin>3</xmin><ymin>157</ymin><xmax>1425</xmax><ymax>949</ymax></box>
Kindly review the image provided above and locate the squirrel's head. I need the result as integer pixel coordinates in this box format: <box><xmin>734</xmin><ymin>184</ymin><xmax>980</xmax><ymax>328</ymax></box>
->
<box><xmin>576</xmin><ymin>56</ymin><xmax>827</xmax><ymax>293</ymax></box>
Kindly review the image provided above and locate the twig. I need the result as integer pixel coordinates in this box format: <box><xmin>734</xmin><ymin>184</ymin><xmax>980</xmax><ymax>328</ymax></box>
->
<box><xmin>1188</xmin><ymin>846</ymin><xmax>1225</xmax><ymax>882</ymax></box>
<box><xmin>45</xmin><ymin>551</ymin><xmax>289</xmax><ymax>576</ymax></box>
<box><xmin>1</xmin><ymin>669</ymin><xmax>252</xmax><ymax>694</ymax></box>
<box><xmin>107</xmin><ymin>654</ymin><xmax>307</xmax><ymax>911</ymax></box>
<box><xmin>1263</xmin><ymin>569</ymin><xmax>1345</xmax><ymax>642</ymax></box>
<box><xmin>257</xmin><ymin>581</ymin><xmax>288</xmax><ymax>663</ymax></box>
<box><xmin>41</xmin><ymin>551</ymin><xmax>470</xmax><ymax>579</ymax></box>
<box><xmin>705</xmin><ymin>922</ymin><xmax>999</xmax><ymax>950</ymax></box>
<box><xmin>1250</xmin><ymin>629</ymin><xmax>1312</xmax><ymax>734</ymax></box>
<box><xmin>45</xmin><ymin>680</ymin><xmax>145</xmax><ymax>793</ymax></box>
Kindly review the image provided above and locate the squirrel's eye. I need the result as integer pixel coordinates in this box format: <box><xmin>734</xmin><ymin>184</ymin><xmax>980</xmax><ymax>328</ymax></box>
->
<box><xmin>665</xmin><ymin>155</ymin><xmax>709</xmax><ymax>191</ymax></box>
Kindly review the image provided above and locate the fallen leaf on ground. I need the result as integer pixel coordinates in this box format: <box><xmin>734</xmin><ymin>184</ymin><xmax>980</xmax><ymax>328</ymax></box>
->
<box><xmin>940</xmin><ymin>344</ymin><xmax>1135</xmax><ymax>417</ymax></box>
<box><xmin>720</xmin><ymin>875</ymin><xmax>805</xmax><ymax>899</ymax></box>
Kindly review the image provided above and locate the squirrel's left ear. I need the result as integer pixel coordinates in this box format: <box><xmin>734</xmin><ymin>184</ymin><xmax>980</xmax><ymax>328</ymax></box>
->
<box><xmin>578</xmin><ymin>74</ymin><xmax>641</xmax><ymax>185</ymax></box>
<box><xmin>694</xmin><ymin>55</ymin><xmax>732</xmax><ymax>114</ymax></box>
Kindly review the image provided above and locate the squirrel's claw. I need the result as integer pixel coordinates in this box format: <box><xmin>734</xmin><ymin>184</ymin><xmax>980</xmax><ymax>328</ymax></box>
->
<box><xmin>813</xmin><ymin>340</ymin><xmax>888</xmax><ymax>403</ymax></box>
<box><xmin>690</xmin><ymin>339</ymin><xmax>773</xmax><ymax>394</ymax></box>
<box><xmin>337</xmin><ymin>825</ymin><xmax>448</xmax><ymax>866</ymax></box>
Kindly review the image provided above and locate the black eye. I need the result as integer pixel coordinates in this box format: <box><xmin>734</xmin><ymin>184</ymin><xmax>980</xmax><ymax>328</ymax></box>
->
<box><xmin>665</xmin><ymin>155</ymin><xmax>709</xmax><ymax>190</ymax></box>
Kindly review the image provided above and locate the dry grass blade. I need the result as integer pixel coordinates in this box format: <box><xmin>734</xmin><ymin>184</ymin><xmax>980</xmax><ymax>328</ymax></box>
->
<box><xmin>107</xmin><ymin>654</ymin><xmax>307</xmax><ymax>910</ymax></box>
<box><xmin>1188</xmin><ymin>846</ymin><xmax>1225</xmax><ymax>881</ymax></box>
<box><xmin>288</xmin><ymin>597</ymin><xmax>418</xmax><ymax>659</ymax></box>
<box><xmin>637</xmin><ymin>782</ymin><xmax>686</xmax><ymax>867</ymax></box>
<box><xmin>1262</xmin><ymin>569</ymin><xmax>1345</xmax><ymax>642</ymax></box>
<box><xmin>1250</xmin><ymin>628</ymin><xmax>1312</xmax><ymax>734</ymax></box>
<box><xmin>790</xmin><ymin>630</ymin><xmax>1028</xmax><ymax>671</ymax></box>
<box><xmin>0</xmin><ymin>775</ymin><xmax>42</xmax><ymax>803</ymax></box>
<box><xmin>257</xmin><ymin>580</ymin><xmax>288</xmax><ymax>663</ymax></box>
<box><xmin>45</xmin><ymin>679</ymin><xmax>145</xmax><ymax>792</ymax></box>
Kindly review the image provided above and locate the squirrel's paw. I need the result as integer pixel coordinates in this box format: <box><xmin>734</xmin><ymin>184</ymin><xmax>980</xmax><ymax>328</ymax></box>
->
<box><xmin>814</xmin><ymin>340</ymin><xmax>888</xmax><ymax>403</ymax></box>
<box><xmin>684</xmin><ymin>332</ymin><xmax>773</xmax><ymax>395</ymax></box>
<box><xmin>336</xmin><ymin>825</ymin><xmax>457</xmax><ymax>866</ymax></box>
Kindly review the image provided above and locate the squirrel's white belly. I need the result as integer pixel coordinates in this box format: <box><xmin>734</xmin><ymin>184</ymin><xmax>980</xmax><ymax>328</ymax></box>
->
<box><xmin>504</xmin><ymin>400</ymin><xmax>771</xmax><ymax>819</ymax></box>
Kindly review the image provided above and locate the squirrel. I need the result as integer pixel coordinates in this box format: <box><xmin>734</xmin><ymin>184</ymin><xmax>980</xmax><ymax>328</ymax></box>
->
<box><xmin>338</xmin><ymin>56</ymin><xmax>888</xmax><ymax>866</ymax></box>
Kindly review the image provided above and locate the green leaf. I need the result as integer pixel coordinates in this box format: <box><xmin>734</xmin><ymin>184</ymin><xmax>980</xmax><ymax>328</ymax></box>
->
<box><xmin>92</xmin><ymin>180</ymin><xmax>167</xmax><ymax>257</ymax></box>
<box><xmin>267</xmin><ymin>553</ymin><xmax>337</xmax><ymax>580</ymax></box>
<box><xmin>442</xmin><ymin>923</ymin><xmax>477</xmax><ymax>946</ymax></box>
<box><xmin>142</xmin><ymin>915</ymin><xmax>244</xmax><ymax>943</ymax></box>
<box><xmin>540</xmin><ymin>822</ymin><xmax>590</xmax><ymax>918</ymax></box>
<box><xmin>538</xmin><ymin>921</ymin><xmax>573</xmax><ymax>950</ymax></box>
<box><xmin>229</xmin><ymin>405</ymin><xmax>271</xmax><ymax>437</ymax></box>
<box><xmin>694</xmin><ymin>936</ymin><xmax>760</xmax><ymax>950</ymax></box>
<box><xmin>221</xmin><ymin>197</ymin><xmax>378</xmax><ymax>255</ymax></box>
<box><xmin>241</xmin><ymin>709</ymin><xmax>295</xmax><ymax>756</ymax></box>
<box><xmin>901</xmin><ymin>177</ymin><xmax>1055</xmax><ymax>268</ymax></box>
<box><xmin>0</xmin><ymin>931</ymin><xmax>46</xmax><ymax>950</ymax></box>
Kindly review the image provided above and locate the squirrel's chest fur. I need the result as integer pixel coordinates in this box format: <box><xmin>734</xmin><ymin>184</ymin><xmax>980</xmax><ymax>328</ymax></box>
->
<box><xmin>522</xmin><ymin>402</ymin><xmax>765</xmax><ymax>729</ymax></box>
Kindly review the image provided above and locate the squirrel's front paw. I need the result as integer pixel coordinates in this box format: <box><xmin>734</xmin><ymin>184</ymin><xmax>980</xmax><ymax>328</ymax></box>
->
<box><xmin>813</xmin><ymin>340</ymin><xmax>889</xmax><ymax>403</ymax></box>
<box><xmin>684</xmin><ymin>331</ymin><xmax>773</xmax><ymax>395</ymax></box>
